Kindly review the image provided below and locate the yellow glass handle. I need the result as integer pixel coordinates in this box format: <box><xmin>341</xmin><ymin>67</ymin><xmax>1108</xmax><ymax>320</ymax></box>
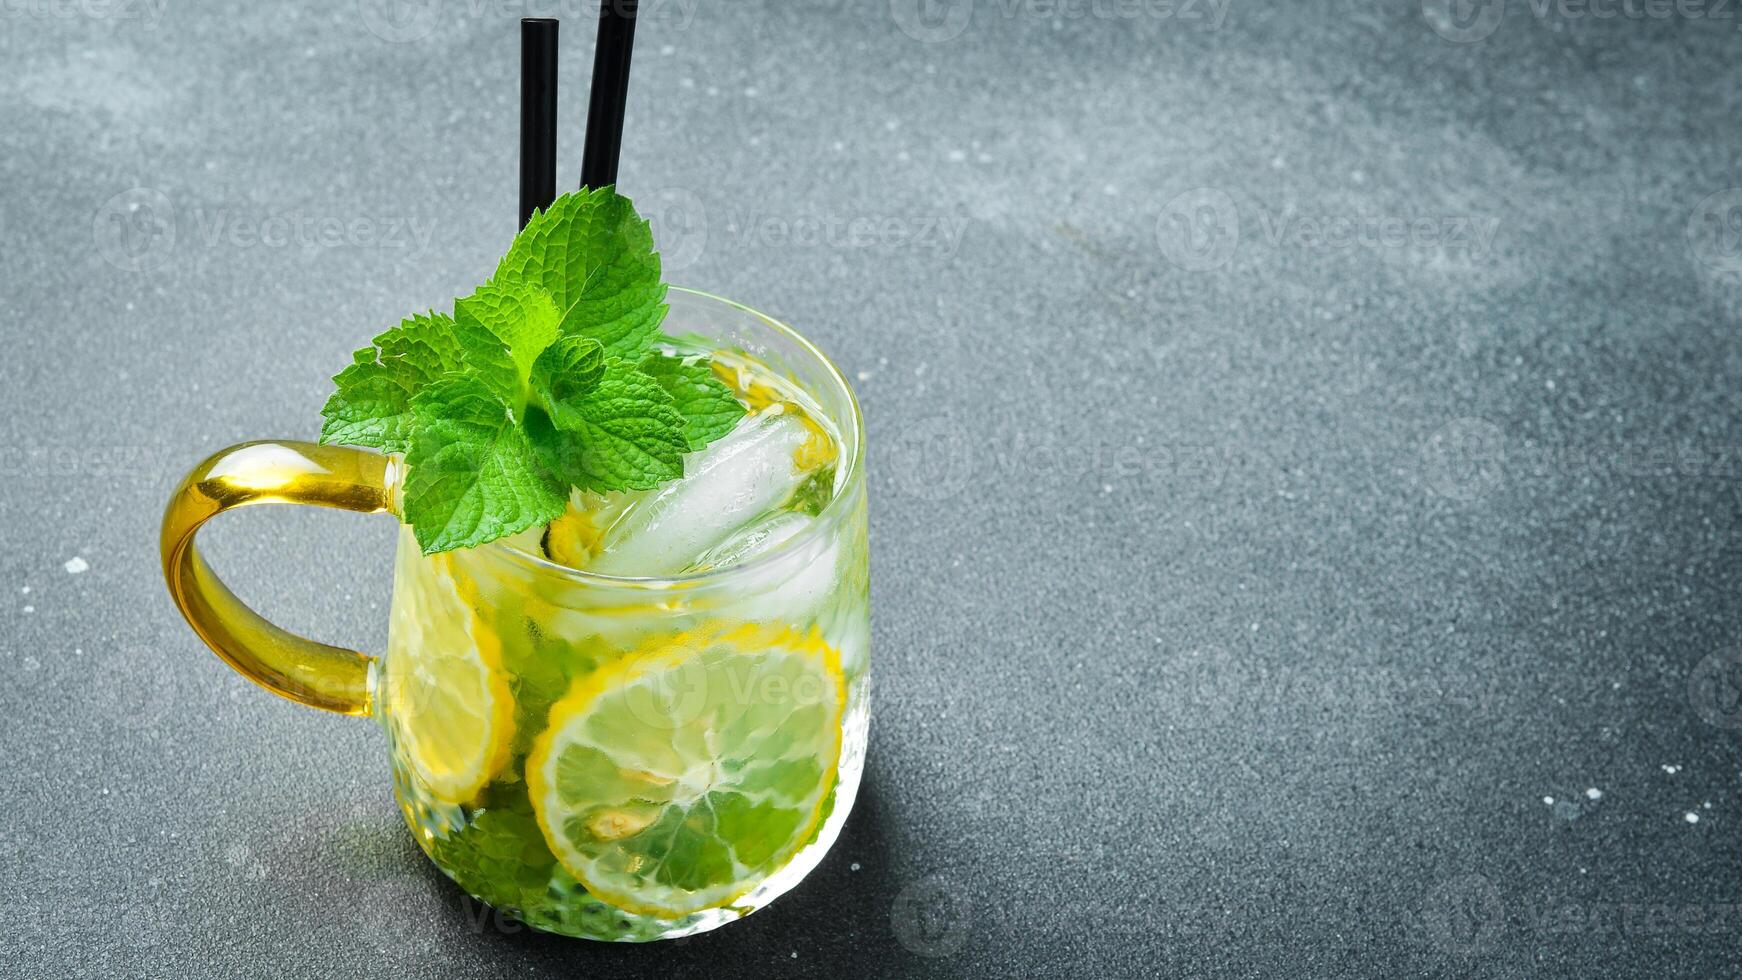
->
<box><xmin>160</xmin><ymin>440</ymin><xmax>399</xmax><ymax>717</ymax></box>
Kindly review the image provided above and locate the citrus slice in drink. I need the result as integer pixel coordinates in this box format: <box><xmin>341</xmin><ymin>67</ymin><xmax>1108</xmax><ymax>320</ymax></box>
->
<box><xmin>526</xmin><ymin>623</ymin><xmax>845</xmax><ymax>918</ymax></box>
<box><xmin>382</xmin><ymin>554</ymin><xmax>514</xmax><ymax>803</ymax></box>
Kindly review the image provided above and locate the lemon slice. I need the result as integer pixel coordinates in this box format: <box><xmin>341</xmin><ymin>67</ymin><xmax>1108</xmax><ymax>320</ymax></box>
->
<box><xmin>383</xmin><ymin>554</ymin><xmax>514</xmax><ymax>803</ymax></box>
<box><xmin>526</xmin><ymin>623</ymin><xmax>845</xmax><ymax>918</ymax></box>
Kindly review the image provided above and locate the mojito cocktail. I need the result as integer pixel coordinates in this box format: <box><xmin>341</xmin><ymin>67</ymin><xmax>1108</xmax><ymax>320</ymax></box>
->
<box><xmin>378</xmin><ymin>288</ymin><xmax>869</xmax><ymax>940</ymax></box>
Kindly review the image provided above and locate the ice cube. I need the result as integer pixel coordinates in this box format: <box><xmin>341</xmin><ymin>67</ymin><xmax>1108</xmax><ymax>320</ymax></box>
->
<box><xmin>686</xmin><ymin>511</ymin><xmax>813</xmax><ymax>571</ymax></box>
<box><xmin>585</xmin><ymin>408</ymin><xmax>817</xmax><ymax>578</ymax></box>
<box><xmin>704</xmin><ymin>512</ymin><xmax>839</xmax><ymax>627</ymax></box>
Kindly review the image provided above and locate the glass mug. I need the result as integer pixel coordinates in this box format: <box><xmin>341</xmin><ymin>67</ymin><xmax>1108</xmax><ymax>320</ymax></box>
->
<box><xmin>160</xmin><ymin>290</ymin><xmax>870</xmax><ymax>941</ymax></box>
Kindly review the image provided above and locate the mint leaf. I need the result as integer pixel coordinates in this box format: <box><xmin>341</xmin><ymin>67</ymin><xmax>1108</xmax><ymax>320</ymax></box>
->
<box><xmin>320</xmin><ymin>189</ymin><xmax>759</xmax><ymax>553</ymax></box>
<box><xmin>532</xmin><ymin>335</ymin><xmax>606</xmax><ymax>404</ymax></box>
<box><xmin>321</xmin><ymin>311</ymin><xmax>470</xmax><ymax>454</ymax></box>
<box><xmin>319</xmin><ymin>352</ymin><xmax>414</xmax><ymax>452</ymax></box>
<box><xmin>455</xmin><ymin>279</ymin><xmax>561</xmax><ymax>394</ymax></box>
<box><xmin>401</xmin><ymin>376</ymin><xmax>569</xmax><ymax>554</ymax></box>
<box><xmin>639</xmin><ymin>352</ymin><xmax>746</xmax><ymax>451</ymax></box>
<box><xmin>376</xmin><ymin>311</ymin><xmax>467</xmax><ymax>383</ymax></box>
<box><xmin>494</xmin><ymin>187</ymin><xmax>666</xmax><ymax>357</ymax></box>
<box><xmin>535</xmin><ymin>357</ymin><xmax>688</xmax><ymax>492</ymax></box>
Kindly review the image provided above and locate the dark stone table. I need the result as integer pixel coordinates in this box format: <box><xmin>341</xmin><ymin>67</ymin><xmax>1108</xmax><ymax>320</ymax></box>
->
<box><xmin>3</xmin><ymin>0</ymin><xmax>1740</xmax><ymax>976</ymax></box>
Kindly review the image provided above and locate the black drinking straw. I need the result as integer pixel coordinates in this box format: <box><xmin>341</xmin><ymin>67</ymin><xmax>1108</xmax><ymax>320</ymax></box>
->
<box><xmin>519</xmin><ymin>18</ymin><xmax>559</xmax><ymax>229</ymax></box>
<box><xmin>579</xmin><ymin>0</ymin><xmax>637</xmax><ymax>189</ymax></box>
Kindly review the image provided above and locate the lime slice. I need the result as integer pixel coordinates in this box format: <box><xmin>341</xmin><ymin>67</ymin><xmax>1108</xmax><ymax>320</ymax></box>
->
<box><xmin>383</xmin><ymin>554</ymin><xmax>514</xmax><ymax>803</ymax></box>
<box><xmin>526</xmin><ymin>624</ymin><xmax>845</xmax><ymax>918</ymax></box>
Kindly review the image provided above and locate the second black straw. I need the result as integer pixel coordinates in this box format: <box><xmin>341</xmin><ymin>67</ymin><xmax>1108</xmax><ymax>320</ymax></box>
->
<box><xmin>579</xmin><ymin>0</ymin><xmax>637</xmax><ymax>190</ymax></box>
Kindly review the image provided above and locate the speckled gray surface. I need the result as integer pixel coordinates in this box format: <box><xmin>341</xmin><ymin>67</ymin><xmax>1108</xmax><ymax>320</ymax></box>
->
<box><xmin>4</xmin><ymin>0</ymin><xmax>1742</xmax><ymax>976</ymax></box>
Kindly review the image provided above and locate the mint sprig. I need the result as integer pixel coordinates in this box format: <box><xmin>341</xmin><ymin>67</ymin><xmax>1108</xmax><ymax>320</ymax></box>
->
<box><xmin>319</xmin><ymin>188</ymin><xmax>746</xmax><ymax>554</ymax></box>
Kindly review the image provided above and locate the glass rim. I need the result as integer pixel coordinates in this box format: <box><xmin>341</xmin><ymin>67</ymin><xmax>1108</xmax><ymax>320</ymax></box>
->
<box><xmin>481</xmin><ymin>286</ymin><xmax>864</xmax><ymax>591</ymax></box>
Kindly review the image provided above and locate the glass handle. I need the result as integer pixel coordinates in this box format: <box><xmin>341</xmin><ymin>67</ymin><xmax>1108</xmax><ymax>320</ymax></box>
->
<box><xmin>159</xmin><ymin>440</ymin><xmax>399</xmax><ymax>717</ymax></box>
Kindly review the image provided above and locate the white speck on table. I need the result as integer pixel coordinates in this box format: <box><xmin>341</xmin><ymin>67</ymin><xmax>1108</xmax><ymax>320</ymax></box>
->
<box><xmin>64</xmin><ymin>556</ymin><xmax>88</xmax><ymax>574</ymax></box>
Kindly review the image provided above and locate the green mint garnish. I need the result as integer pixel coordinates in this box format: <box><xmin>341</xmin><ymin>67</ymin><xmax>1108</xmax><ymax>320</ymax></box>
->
<box><xmin>319</xmin><ymin>187</ymin><xmax>746</xmax><ymax>554</ymax></box>
<box><xmin>638</xmin><ymin>352</ymin><xmax>747</xmax><ymax>451</ymax></box>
